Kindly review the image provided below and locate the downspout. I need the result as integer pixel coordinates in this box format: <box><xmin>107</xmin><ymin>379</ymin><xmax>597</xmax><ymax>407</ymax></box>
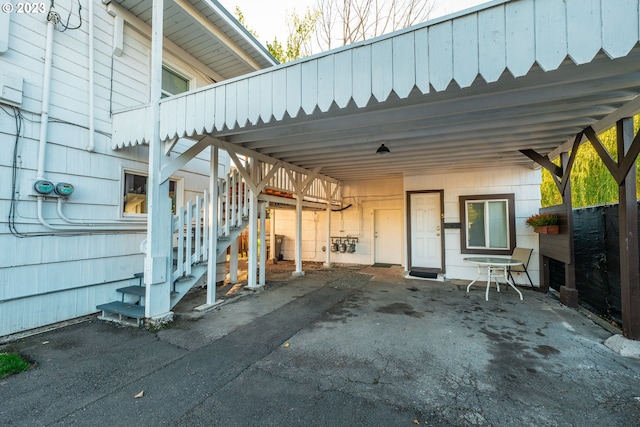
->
<box><xmin>86</xmin><ymin>0</ymin><xmax>95</xmax><ymax>152</ymax></box>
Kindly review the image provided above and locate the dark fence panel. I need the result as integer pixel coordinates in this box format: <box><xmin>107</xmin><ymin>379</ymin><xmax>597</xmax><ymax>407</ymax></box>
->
<box><xmin>570</xmin><ymin>203</ymin><xmax>640</xmax><ymax>324</ymax></box>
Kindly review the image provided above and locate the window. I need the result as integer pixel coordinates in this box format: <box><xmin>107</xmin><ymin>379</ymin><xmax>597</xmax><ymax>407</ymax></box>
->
<box><xmin>161</xmin><ymin>66</ymin><xmax>189</xmax><ymax>98</ymax></box>
<box><xmin>459</xmin><ymin>194</ymin><xmax>515</xmax><ymax>255</ymax></box>
<box><xmin>123</xmin><ymin>172</ymin><xmax>178</xmax><ymax>215</ymax></box>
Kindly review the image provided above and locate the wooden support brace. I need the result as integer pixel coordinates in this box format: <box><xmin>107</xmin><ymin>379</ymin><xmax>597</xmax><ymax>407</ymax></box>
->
<box><xmin>584</xmin><ymin>126</ymin><xmax>620</xmax><ymax>180</ymax></box>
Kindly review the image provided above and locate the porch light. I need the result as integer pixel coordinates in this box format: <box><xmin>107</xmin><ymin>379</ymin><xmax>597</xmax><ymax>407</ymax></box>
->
<box><xmin>376</xmin><ymin>143</ymin><xmax>390</xmax><ymax>155</ymax></box>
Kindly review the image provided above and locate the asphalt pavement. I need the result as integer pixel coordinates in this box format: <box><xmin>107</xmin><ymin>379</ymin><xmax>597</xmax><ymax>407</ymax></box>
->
<box><xmin>1</xmin><ymin>263</ymin><xmax>639</xmax><ymax>426</ymax></box>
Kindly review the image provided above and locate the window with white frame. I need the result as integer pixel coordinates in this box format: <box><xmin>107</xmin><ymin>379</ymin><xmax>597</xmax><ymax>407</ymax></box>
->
<box><xmin>123</xmin><ymin>172</ymin><xmax>178</xmax><ymax>215</ymax></box>
<box><xmin>459</xmin><ymin>194</ymin><xmax>515</xmax><ymax>255</ymax></box>
<box><xmin>161</xmin><ymin>66</ymin><xmax>189</xmax><ymax>98</ymax></box>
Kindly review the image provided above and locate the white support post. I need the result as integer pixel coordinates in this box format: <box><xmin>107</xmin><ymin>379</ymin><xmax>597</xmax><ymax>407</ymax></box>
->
<box><xmin>269</xmin><ymin>210</ymin><xmax>276</xmax><ymax>264</ymax></box>
<box><xmin>293</xmin><ymin>193</ymin><xmax>304</xmax><ymax>277</ymax></box>
<box><xmin>206</xmin><ymin>146</ymin><xmax>219</xmax><ymax>305</ymax></box>
<box><xmin>144</xmin><ymin>0</ymin><xmax>173</xmax><ymax>324</ymax></box>
<box><xmin>246</xmin><ymin>159</ymin><xmax>261</xmax><ymax>289</ymax></box>
<box><xmin>259</xmin><ymin>201</ymin><xmax>267</xmax><ymax>286</ymax></box>
<box><xmin>229</xmin><ymin>236</ymin><xmax>239</xmax><ymax>283</ymax></box>
<box><xmin>324</xmin><ymin>189</ymin><xmax>332</xmax><ymax>268</ymax></box>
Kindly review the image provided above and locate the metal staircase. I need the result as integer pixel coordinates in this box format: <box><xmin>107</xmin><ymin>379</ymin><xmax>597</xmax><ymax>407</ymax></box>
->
<box><xmin>97</xmin><ymin>169</ymin><xmax>251</xmax><ymax>326</ymax></box>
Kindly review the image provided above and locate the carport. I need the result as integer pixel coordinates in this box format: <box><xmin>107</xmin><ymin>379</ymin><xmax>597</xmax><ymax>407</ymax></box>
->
<box><xmin>111</xmin><ymin>0</ymin><xmax>640</xmax><ymax>339</ymax></box>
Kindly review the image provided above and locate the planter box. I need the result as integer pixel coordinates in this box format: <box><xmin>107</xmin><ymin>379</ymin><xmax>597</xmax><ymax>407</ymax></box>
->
<box><xmin>535</xmin><ymin>225</ymin><xmax>559</xmax><ymax>234</ymax></box>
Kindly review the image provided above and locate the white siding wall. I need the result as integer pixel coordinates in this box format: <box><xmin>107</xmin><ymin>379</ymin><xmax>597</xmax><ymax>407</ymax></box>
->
<box><xmin>0</xmin><ymin>1</ymin><xmax>222</xmax><ymax>337</ymax></box>
<box><xmin>275</xmin><ymin>177</ymin><xmax>405</xmax><ymax>266</ymax></box>
<box><xmin>273</xmin><ymin>168</ymin><xmax>541</xmax><ymax>286</ymax></box>
<box><xmin>405</xmin><ymin>166</ymin><xmax>542</xmax><ymax>285</ymax></box>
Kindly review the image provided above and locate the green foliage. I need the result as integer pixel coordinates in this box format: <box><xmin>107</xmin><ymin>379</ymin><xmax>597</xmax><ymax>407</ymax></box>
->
<box><xmin>234</xmin><ymin>6</ymin><xmax>259</xmax><ymax>39</ymax></box>
<box><xmin>234</xmin><ymin>6</ymin><xmax>318</xmax><ymax>64</ymax></box>
<box><xmin>0</xmin><ymin>353</ymin><xmax>30</xmax><ymax>378</ymax></box>
<box><xmin>541</xmin><ymin>116</ymin><xmax>640</xmax><ymax>208</ymax></box>
<box><xmin>267</xmin><ymin>8</ymin><xmax>320</xmax><ymax>63</ymax></box>
<box><xmin>525</xmin><ymin>213</ymin><xmax>558</xmax><ymax>228</ymax></box>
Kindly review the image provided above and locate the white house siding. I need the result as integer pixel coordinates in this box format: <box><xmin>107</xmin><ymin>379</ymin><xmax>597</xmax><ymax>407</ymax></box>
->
<box><xmin>273</xmin><ymin>168</ymin><xmax>540</xmax><ymax>285</ymax></box>
<box><xmin>275</xmin><ymin>177</ymin><xmax>405</xmax><ymax>266</ymax></box>
<box><xmin>0</xmin><ymin>1</ymin><xmax>223</xmax><ymax>337</ymax></box>
<box><xmin>404</xmin><ymin>166</ymin><xmax>542</xmax><ymax>286</ymax></box>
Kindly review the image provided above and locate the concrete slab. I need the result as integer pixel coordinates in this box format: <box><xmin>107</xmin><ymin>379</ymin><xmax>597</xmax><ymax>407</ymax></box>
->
<box><xmin>1</xmin><ymin>262</ymin><xmax>639</xmax><ymax>426</ymax></box>
<box><xmin>605</xmin><ymin>334</ymin><xmax>640</xmax><ymax>359</ymax></box>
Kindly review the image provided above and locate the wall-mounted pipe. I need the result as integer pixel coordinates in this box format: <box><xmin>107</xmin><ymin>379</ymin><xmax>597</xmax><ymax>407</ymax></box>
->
<box><xmin>56</xmin><ymin>198</ymin><xmax>145</xmax><ymax>227</ymax></box>
<box><xmin>86</xmin><ymin>0</ymin><xmax>95</xmax><ymax>152</ymax></box>
<box><xmin>36</xmin><ymin>15</ymin><xmax>55</xmax><ymax>180</ymax></box>
<box><xmin>331</xmin><ymin>203</ymin><xmax>352</xmax><ymax>212</ymax></box>
<box><xmin>37</xmin><ymin>197</ymin><xmax>145</xmax><ymax>232</ymax></box>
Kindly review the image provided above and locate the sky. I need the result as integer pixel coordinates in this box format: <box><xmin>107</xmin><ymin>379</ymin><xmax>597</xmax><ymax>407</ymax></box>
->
<box><xmin>219</xmin><ymin>0</ymin><xmax>489</xmax><ymax>46</ymax></box>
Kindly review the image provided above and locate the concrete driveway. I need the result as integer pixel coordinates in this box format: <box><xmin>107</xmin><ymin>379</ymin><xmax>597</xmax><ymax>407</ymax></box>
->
<box><xmin>1</xmin><ymin>262</ymin><xmax>639</xmax><ymax>426</ymax></box>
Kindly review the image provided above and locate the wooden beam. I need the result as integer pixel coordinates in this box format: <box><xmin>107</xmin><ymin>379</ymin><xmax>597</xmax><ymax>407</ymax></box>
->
<box><xmin>220</xmin><ymin>141</ymin><xmax>260</xmax><ymax>195</ymax></box>
<box><xmin>617</xmin><ymin>130</ymin><xmax>640</xmax><ymax>185</ymax></box>
<box><xmin>301</xmin><ymin>166</ymin><xmax>323</xmax><ymax>195</ymax></box>
<box><xmin>584</xmin><ymin>126</ymin><xmax>620</xmax><ymax>179</ymax></box>
<box><xmin>204</xmin><ymin>136</ymin><xmax>338</xmax><ymax>184</ymax></box>
<box><xmin>520</xmin><ymin>149</ymin><xmax>562</xmax><ymax>194</ymax></box>
<box><xmin>520</xmin><ymin>149</ymin><xmax>562</xmax><ymax>177</ymax></box>
<box><xmin>255</xmin><ymin>161</ymin><xmax>283</xmax><ymax>193</ymax></box>
<box><xmin>160</xmin><ymin>137</ymin><xmax>209</xmax><ymax>183</ymax></box>
<box><xmin>557</xmin><ymin>132</ymin><xmax>583</xmax><ymax>197</ymax></box>
<box><xmin>617</xmin><ymin>118</ymin><xmax>640</xmax><ymax>340</ymax></box>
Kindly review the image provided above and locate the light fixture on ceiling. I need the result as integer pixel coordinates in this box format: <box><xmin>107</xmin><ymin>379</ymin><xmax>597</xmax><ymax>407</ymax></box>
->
<box><xmin>376</xmin><ymin>143</ymin><xmax>390</xmax><ymax>155</ymax></box>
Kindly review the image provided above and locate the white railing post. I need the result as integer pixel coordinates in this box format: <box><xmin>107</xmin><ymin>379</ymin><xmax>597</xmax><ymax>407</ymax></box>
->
<box><xmin>202</xmin><ymin>189</ymin><xmax>209</xmax><ymax>262</ymax></box>
<box><xmin>176</xmin><ymin>206</ymin><xmax>185</xmax><ymax>280</ymax></box>
<box><xmin>185</xmin><ymin>200</ymin><xmax>193</xmax><ymax>277</ymax></box>
<box><xmin>207</xmin><ymin>146</ymin><xmax>219</xmax><ymax>305</ymax></box>
<box><xmin>220</xmin><ymin>177</ymin><xmax>228</xmax><ymax>237</ymax></box>
<box><xmin>231</xmin><ymin>170</ymin><xmax>238</xmax><ymax>228</ymax></box>
<box><xmin>195</xmin><ymin>195</ymin><xmax>202</xmax><ymax>263</ymax></box>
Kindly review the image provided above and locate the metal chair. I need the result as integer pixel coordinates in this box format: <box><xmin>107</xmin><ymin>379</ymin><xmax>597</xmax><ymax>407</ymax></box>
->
<box><xmin>508</xmin><ymin>247</ymin><xmax>534</xmax><ymax>287</ymax></box>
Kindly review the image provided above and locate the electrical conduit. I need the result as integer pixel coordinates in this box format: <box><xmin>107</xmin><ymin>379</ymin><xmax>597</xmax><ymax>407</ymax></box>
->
<box><xmin>34</xmin><ymin>9</ymin><xmax>142</xmax><ymax>232</ymax></box>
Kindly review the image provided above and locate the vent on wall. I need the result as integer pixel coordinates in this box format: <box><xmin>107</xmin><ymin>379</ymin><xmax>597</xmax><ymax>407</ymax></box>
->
<box><xmin>0</xmin><ymin>73</ymin><xmax>23</xmax><ymax>107</ymax></box>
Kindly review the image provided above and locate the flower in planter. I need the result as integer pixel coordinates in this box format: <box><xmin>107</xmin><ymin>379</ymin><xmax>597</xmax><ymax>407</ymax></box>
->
<box><xmin>525</xmin><ymin>213</ymin><xmax>558</xmax><ymax>228</ymax></box>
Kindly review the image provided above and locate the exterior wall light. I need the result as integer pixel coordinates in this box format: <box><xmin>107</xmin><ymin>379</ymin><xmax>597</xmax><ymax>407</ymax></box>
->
<box><xmin>33</xmin><ymin>180</ymin><xmax>55</xmax><ymax>194</ymax></box>
<box><xmin>376</xmin><ymin>143</ymin><xmax>390</xmax><ymax>155</ymax></box>
<box><xmin>54</xmin><ymin>182</ymin><xmax>75</xmax><ymax>197</ymax></box>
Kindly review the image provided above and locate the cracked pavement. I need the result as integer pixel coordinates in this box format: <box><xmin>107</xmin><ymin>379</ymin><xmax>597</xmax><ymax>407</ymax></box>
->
<box><xmin>1</xmin><ymin>263</ymin><xmax>639</xmax><ymax>426</ymax></box>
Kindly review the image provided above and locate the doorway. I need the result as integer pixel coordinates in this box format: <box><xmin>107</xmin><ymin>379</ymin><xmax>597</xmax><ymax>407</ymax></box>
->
<box><xmin>408</xmin><ymin>191</ymin><xmax>443</xmax><ymax>272</ymax></box>
<box><xmin>374</xmin><ymin>209</ymin><xmax>402</xmax><ymax>265</ymax></box>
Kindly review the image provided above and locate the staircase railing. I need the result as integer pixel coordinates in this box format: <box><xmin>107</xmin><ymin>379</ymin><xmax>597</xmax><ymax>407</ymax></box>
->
<box><xmin>171</xmin><ymin>169</ymin><xmax>250</xmax><ymax>283</ymax></box>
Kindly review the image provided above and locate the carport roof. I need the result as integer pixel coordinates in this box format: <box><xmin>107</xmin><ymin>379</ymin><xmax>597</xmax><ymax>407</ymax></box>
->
<box><xmin>112</xmin><ymin>0</ymin><xmax>640</xmax><ymax>182</ymax></box>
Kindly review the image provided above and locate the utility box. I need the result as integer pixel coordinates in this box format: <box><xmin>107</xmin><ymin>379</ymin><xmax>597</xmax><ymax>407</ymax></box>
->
<box><xmin>0</xmin><ymin>73</ymin><xmax>23</xmax><ymax>107</ymax></box>
<box><xmin>267</xmin><ymin>234</ymin><xmax>284</xmax><ymax>261</ymax></box>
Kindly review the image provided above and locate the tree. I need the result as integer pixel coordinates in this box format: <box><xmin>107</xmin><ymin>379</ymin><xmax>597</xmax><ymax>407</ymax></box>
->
<box><xmin>267</xmin><ymin>8</ymin><xmax>320</xmax><ymax>63</ymax></box>
<box><xmin>234</xmin><ymin>6</ymin><xmax>259</xmax><ymax>39</ymax></box>
<box><xmin>541</xmin><ymin>116</ymin><xmax>640</xmax><ymax>208</ymax></box>
<box><xmin>234</xmin><ymin>6</ymin><xmax>318</xmax><ymax>64</ymax></box>
<box><xmin>316</xmin><ymin>0</ymin><xmax>437</xmax><ymax>50</ymax></box>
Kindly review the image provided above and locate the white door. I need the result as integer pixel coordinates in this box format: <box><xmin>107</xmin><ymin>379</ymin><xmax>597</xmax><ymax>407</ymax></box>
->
<box><xmin>410</xmin><ymin>193</ymin><xmax>442</xmax><ymax>269</ymax></box>
<box><xmin>374</xmin><ymin>209</ymin><xmax>402</xmax><ymax>264</ymax></box>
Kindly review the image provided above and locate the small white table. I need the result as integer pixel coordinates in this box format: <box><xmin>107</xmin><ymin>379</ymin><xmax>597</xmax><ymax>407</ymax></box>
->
<box><xmin>464</xmin><ymin>256</ymin><xmax>524</xmax><ymax>301</ymax></box>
